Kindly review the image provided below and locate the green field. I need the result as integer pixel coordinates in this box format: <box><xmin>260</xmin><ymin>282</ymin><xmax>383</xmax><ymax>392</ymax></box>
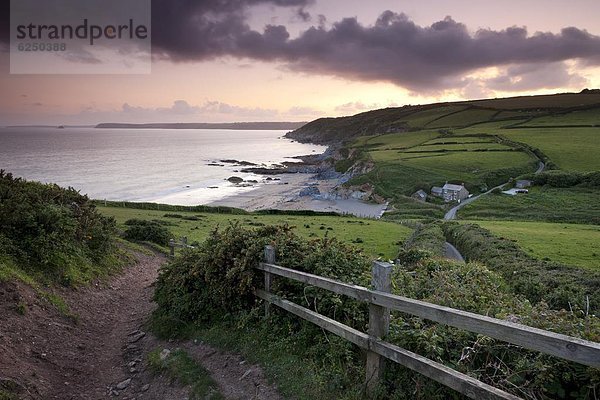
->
<box><xmin>457</xmin><ymin>124</ymin><xmax>600</xmax><ymax>172</ymax></box>
<box><xmin>402</xmin><ymin>106</ymin><xmax>467</xmax><ymax>128</ymax></box>
<box><xmin>464</xmin><ymin>220</ymin><xmax>600</xmax><ymax>271</ymax></box>
<box><xmin>98</xmin><ymin>206</ymin><xmax>411</xmax><ymax>259</ymax></box>
<box><xmin>424</xmin><ymin>136</ymin><xmax>496</xmax><ymax>145</ymax></box>
<box><xmin>426</xmin><ymin>108</ymin><xmax>498</xmax><ymax>128</ymax></box>
<box><xmin>503</xmin><ymin>128</ymin><xmax>600</xmax><ymax>172</ymax></box>
<box><xmin>407</xmin><ymin>142</ymin><xmax>510</xmax><ymax>152</ymax></box>
<box><xmin>356</xmin><ymin>130</ymin><xmax>438</xmax><ymax>149</ymax></box>
<box><xmin>470</xmin><ymin>93</ymin><xmax>600</xmax><ymax>109</ymax></box>
<box><xmin>399</xmin><ymin>151</ymin><xmax>532</xmax><ymax>177</ymax></box>
<box><xmin>520</xmin><ymin>108</ymin><xmax>600</xmax><ymax>126</ymax></box>
<box><xmin>360</xmin><ymin>130</ymin><xmax>535</xmax><ymax>194</ymax></box>
<box><xmin>458</xmin><ymin>187</ymin><xmax>600</xmax><ymax>224</ymax></box>
<box><xmin>347</xmin><ymin>128</ymin><xmax>537</xmax><ymax>217</ymax></box>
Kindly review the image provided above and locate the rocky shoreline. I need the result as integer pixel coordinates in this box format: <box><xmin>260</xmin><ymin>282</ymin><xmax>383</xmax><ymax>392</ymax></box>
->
<box><xmin>207</xmin><ymin>145</ymin><xmax>389</xmax><ymax>218</ymax></box>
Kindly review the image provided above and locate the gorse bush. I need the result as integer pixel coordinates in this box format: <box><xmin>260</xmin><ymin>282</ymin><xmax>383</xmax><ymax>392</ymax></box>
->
<box><xmin>153</xmin><ymin>223</ymin><xmax>369</xmax><ymax>327</ymax></box>
<box><xmin>153</xmin><ymin>223</ymin><xmax>600</xmax><ymax>399</ymax></box>
<box><xmin>0</xmin><ymin>171</ymin><xmax>116</xmax><ymax>284</ymax></box>
<box><xmin>388</xmin><ymin>252</ymin><xmax>600</xmax><ymax>399</ymax></box>
<box><xmin>122</xmin><ymin>219</ymin><xmax>173</xmax><ymax>246</ymax></box>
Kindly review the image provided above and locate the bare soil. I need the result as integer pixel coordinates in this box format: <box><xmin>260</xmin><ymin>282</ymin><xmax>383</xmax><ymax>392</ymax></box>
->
<box><xmin>0</xmin><ymin>251</ymin><xmax>282</xmax><ymax>400</ymax></box>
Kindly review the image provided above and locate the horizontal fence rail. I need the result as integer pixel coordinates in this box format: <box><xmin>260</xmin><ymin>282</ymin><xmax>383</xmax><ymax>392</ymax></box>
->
<box><xmin>255</xmin><ymin>289</ymin><xmax>520</xmax><ymax>400</ymax></box>
<box><xmin>168</xmin><ymin>237</ymin><xmax>195</xmax><ymax>257</ymax></box>
<box><xmin>256</xmin><ymin>262</ymin><xmax>600</xmax><ymax>368</ymax></box>
<box><xmin>255</xmin><ymin>245</ymin><xmax>600</xmax><ymax>399</ymax></box>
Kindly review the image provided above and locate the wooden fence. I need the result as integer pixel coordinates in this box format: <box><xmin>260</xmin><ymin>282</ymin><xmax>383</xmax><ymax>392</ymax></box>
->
<box><xmin>255</xmin><ymin>245</ymin><xmax>600</xmax><ymax>400</ymax></box>
<box><xmin>168</xmin><ymin>237</ymin><xmax>194</xmax><ymax>257</ymax></box>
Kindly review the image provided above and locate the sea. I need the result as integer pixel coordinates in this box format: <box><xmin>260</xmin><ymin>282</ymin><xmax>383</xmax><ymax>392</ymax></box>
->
<box><xmin>0</xmin><ymin>127</ymin><xmax>326</xmax><ymax>205</ymax></box>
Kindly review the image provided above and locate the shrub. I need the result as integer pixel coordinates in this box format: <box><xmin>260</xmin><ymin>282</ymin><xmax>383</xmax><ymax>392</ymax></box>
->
<box><xmin>0</xmin><ymin>170</ymin><xmax>116</xmax><ymax>283</ymax></box>
<box><xmin>153</xmin><ymin>224</ymin><xmax>600</xmax><ymax>399</ymax></box>
<box><xmin>123</xmin><ymin>219</ymin><xmax>172</xmax><ymax>246</ymax></box>
<box><xmin>533</xmin><ymin>170</ymin><xmax>583</xmax><ymax>188</ymax></box>
<box><xmin>153</xmin><ymin>223</ymin><xmax>369</xmax><ymax>326</ymax></box>
<box><xmin>386</xmin><ymin>253</ymin><xmax>600</xmax><ymax>399</ymax></box>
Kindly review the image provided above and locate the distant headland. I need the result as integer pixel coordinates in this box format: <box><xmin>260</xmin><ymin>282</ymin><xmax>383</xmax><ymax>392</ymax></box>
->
<box><xmin>95</xmin><ymin>122</ymin><xmax>307</xmax><ymax>130</ymax></box>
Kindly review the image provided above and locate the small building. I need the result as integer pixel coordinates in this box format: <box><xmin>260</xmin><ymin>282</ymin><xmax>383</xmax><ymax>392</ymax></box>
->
<box><xmin>515</xmin><ymin>180</ymin><xmax>532</xmax><ymax>189</ymax></box>
<box><xmin>412</xmin><ymin>189</ymin><xmax>428</xmax><ymax>202</ymax></box>
<box><xmin>431</xmin><ymin>186</ymin><xmax>443</xmax><ymax>198</ymax></box>
<box><xmin>442</xmin><ymin>183</ymin><xmax>469</xmax><ymax>202</ymax></box>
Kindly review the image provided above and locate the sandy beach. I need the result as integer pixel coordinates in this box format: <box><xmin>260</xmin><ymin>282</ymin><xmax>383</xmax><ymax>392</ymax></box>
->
<box><xmin>207</xmin><ymin>172</ymin><xmax>388</xmax><ymax>218</ymax></box>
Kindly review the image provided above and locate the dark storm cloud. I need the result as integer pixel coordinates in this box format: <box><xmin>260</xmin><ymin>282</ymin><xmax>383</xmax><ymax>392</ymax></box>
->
<box><xmin>484</xmin><ymin>62</ymin><xmax>588</xmax><ymax>92</ymax></box>
<box><xmin>150</xmin><ymin>0</ymin><xmax>314</xmax><ymax>60</ymax></box>
<box><xmin>150</xmin><ymin>4</ymin><xmax>600</xmax><ymax>91</ymax></box>
<box><xmin>3</xmin><ymin>0</ymin><xmax>599</xmax><ymax>91</ymax></box>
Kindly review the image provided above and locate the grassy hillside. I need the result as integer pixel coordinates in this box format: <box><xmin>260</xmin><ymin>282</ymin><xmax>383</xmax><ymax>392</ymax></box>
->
<box><xmin>347</xmin><ymin>131</ymin><xmax>537</xmax><ymax>214</ymax></box>
<box><xmin>289</xmin><ymin>91</ymin><xmax>600</xmax><ymax>219</ymax></box>
<box><xmin>288</xmin><ymin>92</ymin><xmax>600</xmax><ymax>144</ymax></box>
<box><xmin>462</xmin><ymin>220</ymin><xmax>600</xmax><ymax>271</ymax></box>
<box><xmin>98</xmin><ymin>205</ymin><xmax>411</xmax><ymax>259</ymax></box>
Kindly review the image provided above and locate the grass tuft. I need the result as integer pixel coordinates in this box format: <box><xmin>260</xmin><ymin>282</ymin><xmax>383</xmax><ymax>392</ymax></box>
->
<box><xmin>147</xmin><ymin>348</ymin><xmax>224</xmax><ymax>400</ymax></box>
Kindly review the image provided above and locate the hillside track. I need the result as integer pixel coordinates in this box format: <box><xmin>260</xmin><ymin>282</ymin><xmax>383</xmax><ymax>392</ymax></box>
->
<box><xmin>0</xmin><ymin>251</ymin><xmax>280</xmax><ymax>400</ymax></box>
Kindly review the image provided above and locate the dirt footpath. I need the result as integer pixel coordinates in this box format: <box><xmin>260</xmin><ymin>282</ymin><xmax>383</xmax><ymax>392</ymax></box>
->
<box><xmin>0</xmin><ymin>252</ymin><xmax>281</xmax><ymax>400</ymax></box>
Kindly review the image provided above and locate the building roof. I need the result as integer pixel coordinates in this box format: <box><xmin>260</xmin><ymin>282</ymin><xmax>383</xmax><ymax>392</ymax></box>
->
<box><xmin>413</xmin><ymin>189</ymin><xmax>427</xmax><ymax>197</ymax></box>
<box><xmin>516</xmin><ymin>179</ymin><xmax>532</xmax><ymax>184</ymax></box>
<box><xmin>442</xmin><ymin>183</ymin><xmax>465</xmax><ymax>192</ymax></box>
<box><xmin>431</xmin><ymin>186</ymin><xmax>443</xmax><ymax>193</ymax></box>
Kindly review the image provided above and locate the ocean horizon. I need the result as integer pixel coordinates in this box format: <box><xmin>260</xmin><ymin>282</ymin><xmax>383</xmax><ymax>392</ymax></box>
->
<box><xmin>0</xmin><ymin>127</ymin><xmax>327</xmax><ymax>205</ymax></box>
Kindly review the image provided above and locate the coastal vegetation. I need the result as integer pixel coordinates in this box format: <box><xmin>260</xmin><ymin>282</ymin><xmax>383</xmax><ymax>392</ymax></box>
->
<box><xmin>151</xmin><ymin>224</ymin><xmax>600</xmax><ymax>400</ymax></box>
<box><xmin>0</xmin><ymin>170</ymin><xmax>122</xmax><ymax>287</ymax></box>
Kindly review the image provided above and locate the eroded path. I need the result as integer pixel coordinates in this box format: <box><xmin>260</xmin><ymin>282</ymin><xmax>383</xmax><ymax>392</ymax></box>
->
<box><xmin>0</xmin><ymin>252</ymin><xmax>281</xmax><ymax>400</ymax></box>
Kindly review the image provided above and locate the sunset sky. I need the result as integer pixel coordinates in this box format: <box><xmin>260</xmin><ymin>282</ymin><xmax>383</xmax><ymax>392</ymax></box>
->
<box><xmin>1</xmin><ymin>0</ymin><xmax>600</xmax><ymax>125</ymax></box>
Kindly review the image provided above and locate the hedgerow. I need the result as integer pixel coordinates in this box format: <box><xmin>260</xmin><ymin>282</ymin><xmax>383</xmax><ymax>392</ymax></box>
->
<box><xmin>442</xmin><ymin>221</ymin><xmax>600</xmax><ymax>312</ymax></box>
<box><xmin>152</xmin><ymin>224</ymin><xmax>600</xmax><ymax>399</ymax></box>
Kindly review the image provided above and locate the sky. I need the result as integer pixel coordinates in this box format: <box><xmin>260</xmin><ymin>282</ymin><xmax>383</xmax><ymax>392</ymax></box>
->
<box><xmin>1</xmin><ymin>0</ymin><xmax>600</xmax><ymax>125</ymax></box>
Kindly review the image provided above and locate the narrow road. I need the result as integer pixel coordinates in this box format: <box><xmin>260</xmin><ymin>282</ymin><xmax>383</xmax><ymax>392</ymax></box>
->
<box><xmin>444</xmin><ymin>160</ymin><xmax>545</xmax><ymax>221</ymax></box>
<box><xmin>442</xmin><ymin>159</ymin><xmax>545</xmax><ymax>262</ymax></box>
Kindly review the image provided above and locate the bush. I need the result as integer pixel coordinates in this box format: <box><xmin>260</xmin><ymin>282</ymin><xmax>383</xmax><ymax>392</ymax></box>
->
<box><xmin>153</xmin><ymin>224</ymin><xmax>600</xmax><ymax>399</ymax></box>
<box><xmin>386</xmin><ymin>253</ymin><xmax>600</xmax><ymax>399</ymax></box>
<box><xmin>153</xmin><ymin>223</ymin><xmax>369</xmax><ymax>326</ymax></box>
<box><xmin>0</xmin><ymin>170</ymin><xmax>116</xmax><ymax>283</ymax></box>
<box><xmin>533</xmin><ymin>170</ymin><xmax>584</xmax><ymax>188</ymax></box>
<box><xmin>123</xmin><ymin>219</ymin><xmax>172</xmax><ymax>246</ymax></box>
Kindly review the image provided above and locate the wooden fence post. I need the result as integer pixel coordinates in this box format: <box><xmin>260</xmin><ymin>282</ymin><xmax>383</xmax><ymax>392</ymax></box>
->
<box><xmin>366</xmin><ymin>261</ymin><xmax>393</xmax><ymax>395</ymax></box>
<box><xmin>169</xmin><ymin>239</ymin><xmax>175</xmax><ymax>257</ymax></box>
<box><xmin>264</xmin><ymin>245</ymin><xmax>276</xmax><ymax>318</ymax></box>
